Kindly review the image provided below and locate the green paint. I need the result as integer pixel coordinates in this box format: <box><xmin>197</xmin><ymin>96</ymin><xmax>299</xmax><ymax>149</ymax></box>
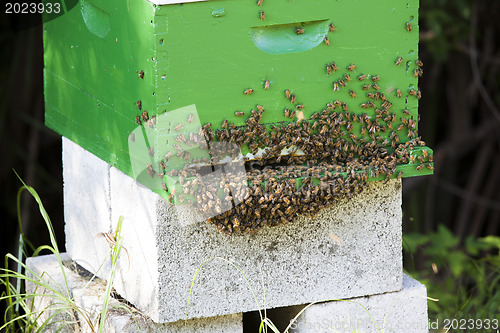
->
<box><xmin>44</xmin><ymin>0</ymin><xmax>431</xmax><ymax>200</ymax></box>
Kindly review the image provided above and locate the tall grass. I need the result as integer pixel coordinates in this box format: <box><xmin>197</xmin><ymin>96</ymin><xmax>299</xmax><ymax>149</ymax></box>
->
<box><xmin>0</xmin><ymin>177</ymin><xmax>126</xmax><ymax>332</ymax></box>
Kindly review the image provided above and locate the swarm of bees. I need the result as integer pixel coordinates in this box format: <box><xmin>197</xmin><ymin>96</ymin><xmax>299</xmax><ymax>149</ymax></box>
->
<box><xmin>174</xmin><ymin>102</ymin><xmax>431</xmax><ymax>234</ymax></box>
<box><xmin>131</xmin><ymin>11</ymin><xmax>428</xmax><ymax>235</ymax></box>
<box><xmin>151</xmin><ymin>69</ymin><xmax>431</xmax><ymax>234</ymax></box>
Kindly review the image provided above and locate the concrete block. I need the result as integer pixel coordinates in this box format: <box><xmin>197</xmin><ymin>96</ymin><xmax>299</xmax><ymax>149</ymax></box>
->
<box><xmin>286</xmin><ymin>274</ymin><xmax>428</xmax><ymax>333</ymax></box>
<box><xmin>25</xmin><ymin>254</ymin><xmax>243</xmax><ymax>333</ymax></box>
<box><xmin>63</xmin><ymin>137</ymin><xmax>403</xmax><ymax>323</ymax></box>
<box><xmin>62</xmin><ymin>137</ymin><xmax>113</xmax><ymax>273</ymax></box>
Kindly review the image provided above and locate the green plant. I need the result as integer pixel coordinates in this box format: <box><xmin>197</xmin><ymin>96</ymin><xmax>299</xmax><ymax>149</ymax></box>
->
<box><xmin>404</xmin><ymin>224</ymin><xmax>500</xmax><ymax>323</ymax></box>
<box><xmin>0</xmin><ymin>177</ymin><xmax>129</xmax><ymax>332</ymax></box>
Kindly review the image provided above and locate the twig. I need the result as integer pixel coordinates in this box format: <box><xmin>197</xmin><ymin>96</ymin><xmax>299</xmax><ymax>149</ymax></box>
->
<box><xmin>469</xmin><ymin>4</ymin><xmax>500</xmax><ymax>124</ymax></box>
<box><xmin>436</xmin><ymin>178</ymin><xmax>500</xmax><ymax>212</ymax></box>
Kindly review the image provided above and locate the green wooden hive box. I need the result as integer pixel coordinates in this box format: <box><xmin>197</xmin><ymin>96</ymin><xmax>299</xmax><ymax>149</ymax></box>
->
<box><xmin>44</xmin><ymin>0</ymin><xmax>433</xmax><ymax>231</ymax></box>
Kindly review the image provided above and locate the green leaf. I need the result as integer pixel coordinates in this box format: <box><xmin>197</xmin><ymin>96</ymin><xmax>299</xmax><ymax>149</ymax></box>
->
<box><xmin>402</xmin><ymin>233</ymin><xmax>429</xmax><ymax>254</ymax></box>
<box><xmin>448</xmin><ymin>251</ymin><xmax>468</xmax><ymax>277</ymax></box>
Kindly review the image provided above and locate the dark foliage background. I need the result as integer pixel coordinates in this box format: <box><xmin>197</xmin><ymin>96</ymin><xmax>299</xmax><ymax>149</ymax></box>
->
<box><xmin>1</xmin><ymin>0</ymin><xmax>499</xmax><ymax>327</ymax></box>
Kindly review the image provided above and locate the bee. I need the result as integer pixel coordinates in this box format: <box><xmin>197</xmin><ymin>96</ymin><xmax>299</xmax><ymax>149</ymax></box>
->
<box><xmin>329</xmin><ymin>23</ymin><xmax>335</xmax><ymax>32</ymax></box>
<box><xmin>371</xmin><ymin>75</ymin><xmax>380</xmax><ymax>82</ymax></box>
<box><xmin>338</xmin><ymin>79</ymin><xmax>346</xmax><ymax>87</ymax></box>
<box><xmin>221</xmin><ymin>119</ymin><xmax>228</xmax><ymax>128</ymax></box>
<box><xmin>175</xmin><ymin>133</ymin><xmax>186</xmax><ymax>143</ymax></box>
<box><xmin>349</xmin><ymin>89</ymin><xmax>356</xmax><ymax>98</ymax></box>
<box><xmin>235</xmin><ymin>111</ymin><xmax>245</xmax><ymax>117</ymax></box>
<box><xmin>148</xmin><ymin>147</ymin><xmax>154</xmax><ymax>157</ymax></box>
<box><xmin>244</xmin><ymin>88</ymin><xmax>254</xmax><ymax>95</ymax></box>
<box><xmin>358</xmin><ymin>74</ymin><xmax>367</xmax><ymax>81</ymax></box>
<box><xmin>347</xmin><ymin>63</ymin><xmax>356</xmax><ymax>71</ymax></box>
<box><xmin>295</xmin><ymin>27</ymin><xmax>304</xmax><ymax>34</ymax></box>
<box><xmin>346</xmin><ymin>121</ymin><xmax>353</xmax><ymax>131</ymax></box>
<box><xmin>333</xmin><ymin>81</ymin><xmax>339</xmax><ymax>91</ymax></box>
<box><xmin>135</xmin><ymin>115</ymin><xmax>142</xmax><ymax>125</ymax></box>
<box><xmin>138</xmin><ymin>70</ymin><xmax>144</xmax><ymax>79</ymax></box>
<box><xmin>403</xmin><ymin>109</ymin><xmax>411</xmax><ymax>116</ymax></box>
<box><xmin>416</xmin><ymin>164</ymin><xmax>424</xmax><ymax>171</ymax></box>
<box><xmin>291</xmin><ymin>94</ymin><xmax>296</xmax><ymax>103</ymax></box>
<box><xmin>296</xmin><ymin>104</ymin><xmax>304</xmax><ymax>110</ymax></box>
<box><xmin>174</xmin><ymin>123</ymin><xmax>183</xmax><ymax>131</ymax></box>
<box><xmin>285</xmin><ymin>89</ymin><xmax>292</xmax><ymax>99</ymax></box>
<box><xmin>319</xmin><ymin>125</ymin><xmax>328</xmax><ymax>135</ymax></box>
<box><xmin>344</xmin><ymin>74</ymin><xmax>351</xmax><ymax>82</ymax></box>
<box><xmin>161</xmin><ymin>182</ymin><xmax>167</xmax><ymax>191</ymax></box>
<box><xmin>426</xmin><ymin>164</ymin><xmax>434</xmax><ymax>170</ymax></box>
<box><xmin>129</xmin><ymin>132</ymin><xmax>135</xmax><ymax>142</ymax></box>
<box><xmin>187</xmin><ymin>114</ymin><xmax>194</xmax><ymax>123</ymax></box>
<box><xmin>416</xmin><ymin>58</ymin><xmax>423</xmax><ymax>67</ymax></box>
<box><xmin>146</xmin><ymin>163</ymin><xmax>155</xmax><ymax>178</ymax></box>
<box><xmin>372</xmin><ymin>83</ymin><xmax>380</xmax><ymax>90</ymax></box>
<box><xmin>173</xmin><ymin>143</ymin><xmax>182</xmax><ymax>151</ymax></box>
<box><xmin>148</xmin><ymin>116</ymin><xmax>156</xmax><ymax>128</ymax></box>
<box><xmin>141</xmin><ymin>110</ymin><xmax>149</xmax><ymax>122</ymax></box>
<box><xmin>362</xmin><ymin>84</ymin><xmax>370</xmax><ymax>90</ymax></box>
<box><xmin>264</xmin><ymin>80</ymin><xmax>270</xmax><ymax>90</ymax></box>
<box><xmin>178</xmin><ymin>194</ymin><xmax>185</xmax><ymax>204</ymax></box>
<box><xmin>409</xmin><ymin>89</ymin><xmax>417</xmax><ymax>96</ymax></box>
<box><xmin>325</xmin><ymin>64</ymin><xmax>332</xmax><ymax>75</ymax></box>
<box><xmin>413</xmin><ymin>68</ymin><xmax>421</xmax><ymax>77</ymax></box>
<box><xmin>417</xmin><ymin>90</ymin><xmax>421</xmax><ymax>99</ymax></box>
<box><xmin>136</xmin><ymin>100</ymin><xmax>142</xmax><ymax>110</ymax></box>
<box><xmin>396</xmin><ymin>89</ymin><xmax>402</xmax><ymax>98</ymax></box>
<box><xmin>259</xmin><ymin>11</ymin><xmax>265</xmax><ymax>20</ymax></box>
<box><xmin>330</xmin><ymin>62</ymin><xmax>338</xmax><ymax>72</ymax></box>
<box><xmin>257</xmin><ymin>0</ymin><xmax>263</xmax><ymax>5</ymax></box>
<box><xmin>406</xmin><ymin>21</ymin><xmax>412</xmax><ymax>31</ymax></box>
<box><xmin>361</xmin><ymin>102</ymin><xmax>374</xmax><ymax>108</ymax></box>
<box><xmin>422</xmin><ymin>149</ymin><xmax>428</xmax><ymax>159</ymax></box>
<box><xmin>165</xmin><ymin>151</ymin><xmax>173</xmax><ymax>161</ymax></box>
<box><xmin>256</xmin><ymin>104</ymin><xmax>265</xmax><ymax>112</ymax></box>
<box><xmin>284</xmin><ymin>108</ymin><xmax>290</xmax><ymax>118</ymax></box>
<box><xmin>395</xmin><ymin>57</ymin><xmax>403</xmax><ymax>66</ymax></box>
<box><xmin>159</xmin><ymin>160</ymin><xmax>166</xmax><ymax>170</ymax></box>
<box><xmin>324</xmin><ymin>36</ymin><xmax>330</xmax><ymax>46</ymax></box>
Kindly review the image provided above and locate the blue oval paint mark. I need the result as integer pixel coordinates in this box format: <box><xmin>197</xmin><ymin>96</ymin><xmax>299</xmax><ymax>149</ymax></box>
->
<box><xmin>212</xmin><ymin>8</ymin><xmax>226</xmax><ymax>18</ymax></box>
<box><xmin>81</xmin><ymin>0</ymin><xmax>110</xmax><ymax>39</ymax></box>
<box><xmin>250</xmin><ymin>20</ymin><xmax>330</xmax><ymax>54</ymax></box>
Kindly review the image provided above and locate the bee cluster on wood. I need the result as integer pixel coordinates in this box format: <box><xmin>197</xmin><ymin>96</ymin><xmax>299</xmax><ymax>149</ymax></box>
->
<box><xmin>190</xmin><ymin>98</ymin><xmax>431</xmax><ymax>235</ymax></box>
<box><xmin>132</xmin><ymin>18</ymin><xmax>429</xmax><ymax>235</ymax></box>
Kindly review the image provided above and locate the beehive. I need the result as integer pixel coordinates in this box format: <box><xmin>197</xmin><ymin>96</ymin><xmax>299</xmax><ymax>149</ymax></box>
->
<box><xmin>44</xmin><ymin>0</ymin><xmax>433</xmax><ymax>233</ymax></box>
